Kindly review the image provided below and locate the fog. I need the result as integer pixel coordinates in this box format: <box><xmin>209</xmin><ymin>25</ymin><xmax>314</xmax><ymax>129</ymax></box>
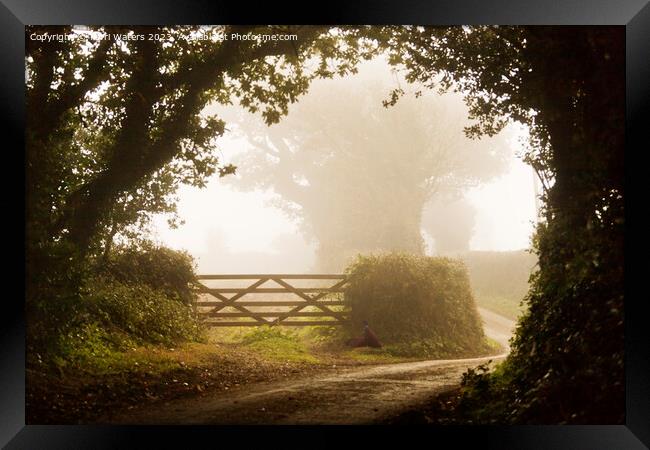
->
<box><xmin>150</xmin><ymin>58</ymin><xmax>540</xmax><ymax>274</ymax></box>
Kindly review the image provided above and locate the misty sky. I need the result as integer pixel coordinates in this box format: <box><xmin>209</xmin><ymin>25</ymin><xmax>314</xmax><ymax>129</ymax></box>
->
<box><xmin>149</xmin><ymin>60</ymin><xmax>541</xmax><ymax>274</ymax></box>
<box><xmin>150</xmin><ymin>142</ymin><xmax>539</xmax><ymax>273</ymax></box>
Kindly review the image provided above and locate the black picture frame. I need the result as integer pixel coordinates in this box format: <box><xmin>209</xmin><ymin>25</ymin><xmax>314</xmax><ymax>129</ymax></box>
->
<box><xmin>4</xmin><ymin>0</ymin><xmax>648</xmax><ymax>448</ymax></box>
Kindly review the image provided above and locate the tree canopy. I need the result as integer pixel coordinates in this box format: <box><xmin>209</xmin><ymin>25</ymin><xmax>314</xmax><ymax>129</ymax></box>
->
<box><xmin>219</xmin><ymin>63</ymin><xmax>510</xmax><ymax>269</ymax></box>
<box><xmin>377</xmin><ymin>25</ymin><xmax>624</xmax><ymax>423</ymax></box>
<box><xmin>25</xmin><ymin>25</ymin><xmax>625</xmax><ymax>423</ymax></box>
<box><xmin>25</xmin><ymin>25</ymin><xmax>378</xmax><ymax>264</ymax></box>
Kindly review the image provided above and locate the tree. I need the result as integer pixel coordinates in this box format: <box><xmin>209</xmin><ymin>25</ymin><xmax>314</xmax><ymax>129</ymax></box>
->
<box><xmin>25</xmin><ymin>25</ymin><xmax>379</xmax><ymax>261</ymax></box>
<box><xmin>25</xmin><ymin>25</ymin><xmax>389</xmax><ymax>349</ymax></box>
<box><xmin>379</xmin><ymin>25</ymin><xmax>625</xmax><ymax>422</ymax></box>
<box><xmin>422</xmin><ymin>195</ymin><xmax>476</xmax><ymax>255</ymax></box>
<box><xmin>220</xmin><ymin>62</ymin><xmax>510</xmax><ymax>270</ymax></box>
<box><xmin>379</xmin><ymin>26</ymin><xmax>623</xmax><ymax>223</ymax></box>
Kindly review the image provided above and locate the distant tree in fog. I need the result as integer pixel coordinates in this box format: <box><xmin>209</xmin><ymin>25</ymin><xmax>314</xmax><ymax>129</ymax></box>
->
<box><xmin>422</xmin><ymin>195</ymin><xmax>476</xmax><ymax>255</ymax></box>
<box><xmin>221</xmin><ymin>67</ymin><xmax>511</xmax><ymax>270</ymax></box>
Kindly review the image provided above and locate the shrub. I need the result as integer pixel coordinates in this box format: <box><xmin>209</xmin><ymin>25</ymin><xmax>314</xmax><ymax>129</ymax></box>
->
<box><xmin>53</xmin><ymin>322</ymin><xmax>135</xmax><ymax>371</ymax></box>
<box><xmin>448</xmin><ymin>214</ymin><xmax>625</xmax><ymax>424</ymax></box>
<box><xmin>80</xmin><ymin>275</ymin><xmax>204</xmax><ymax>347</ymax></box>
<box><xmin>344</xmin><ymin>253</ymin><xmax>486</xmax><ymax>353</ymax></box>
<box><xmin>494</xmin><ymin>216</ymin><xmax>624</xmax><ymax>423</ymax></box>
<box><xmin>101</xmin><ymin>243</ymin><xmax>197</xmax><ymax>305</ymax></box>
<box><xmin>27</xmin><ymin>243</ymin><xmax>205</xmax><ymax>370</ymax></box>
<box><xmin>26</xmin><ymin>241</ymin><xmax>92</xmax><ymax>356</ymax></box>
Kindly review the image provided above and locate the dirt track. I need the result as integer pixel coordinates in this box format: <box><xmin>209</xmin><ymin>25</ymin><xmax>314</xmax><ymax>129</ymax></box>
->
<box><xmin>104</xmin><ymin>307</ymin><xmax>516</xmax><ymax>425</ymax></box>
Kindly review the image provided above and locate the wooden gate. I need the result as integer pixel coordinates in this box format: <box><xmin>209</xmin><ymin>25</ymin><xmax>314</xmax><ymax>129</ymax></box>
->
<box><xmin>193</xmin><ymin>274</ymin><xmax>349</xmax><ymax>326</ymax></box>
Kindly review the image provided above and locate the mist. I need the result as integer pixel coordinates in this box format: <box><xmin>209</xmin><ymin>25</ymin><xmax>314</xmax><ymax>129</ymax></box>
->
<box><xmin>151</xmin><ymin>58</ymin><xmax>539</xmax><ymax>274</ymax></box>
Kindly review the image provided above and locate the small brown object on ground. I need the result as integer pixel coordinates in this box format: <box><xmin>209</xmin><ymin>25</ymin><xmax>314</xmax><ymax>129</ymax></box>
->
<box><xmin>346</xmin><ymin>321</ymin><xmax>382</xmax><ymax>348</ymax></box>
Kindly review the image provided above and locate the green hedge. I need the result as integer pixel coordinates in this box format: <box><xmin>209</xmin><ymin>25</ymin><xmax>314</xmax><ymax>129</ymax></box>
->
<box><xmin>80</xmin><ymin>275</ymin><xmax>203</xmax><ymax>346</ymax></box>
<box><xmin>28</xmin><ymin>244</ymin><xmax>204</xmax><ymax>367</ymax></box>
<box><xmin>101</xmin><ymin>243</ymin><xmax>197</xmax><ymax>305</ymax></box>
<box><xmin>344</xmin><ymin>253</ymin><xmax>487</xmax><ymax>353</ymax></box>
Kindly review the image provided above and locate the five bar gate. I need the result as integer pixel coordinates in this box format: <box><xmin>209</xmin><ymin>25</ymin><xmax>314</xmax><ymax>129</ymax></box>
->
<box><xmin>193</xmin><ymin>274</ymin><xmax>350</xmax><ymax>326</ymax></box>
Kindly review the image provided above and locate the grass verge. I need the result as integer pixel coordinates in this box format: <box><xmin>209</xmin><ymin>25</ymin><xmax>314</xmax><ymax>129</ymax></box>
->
<box><xmin>473</xmin><ymin>293</ymin><xmax>526</xmax><ymax>321</ymax></box>
<box><xmin>28</xmin><ymin>320</ymin><xmax>502</xmax><ymax>424</ymax></box>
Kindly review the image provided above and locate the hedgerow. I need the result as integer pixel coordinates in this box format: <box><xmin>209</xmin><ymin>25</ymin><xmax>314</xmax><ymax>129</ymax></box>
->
<box><xmin>27</xmin><ymin>244</ymin><xmax>204</xmax><ymax>369</ymax></box>
<box><xmin>101</xmin><ymin>243</ymin><xmax>197</xmax><ymax>305</ymax></box>
<box><xmin>344</xmin><ymin>253</ymin><xmax>488</xmax><ymax>354</ymax></box>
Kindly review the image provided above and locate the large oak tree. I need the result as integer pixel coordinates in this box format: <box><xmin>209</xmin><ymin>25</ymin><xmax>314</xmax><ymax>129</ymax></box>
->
<box><xmin>219</xmin><ymin>69</ymin><xmax>509</xmax><ymax>270</ymax></box>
